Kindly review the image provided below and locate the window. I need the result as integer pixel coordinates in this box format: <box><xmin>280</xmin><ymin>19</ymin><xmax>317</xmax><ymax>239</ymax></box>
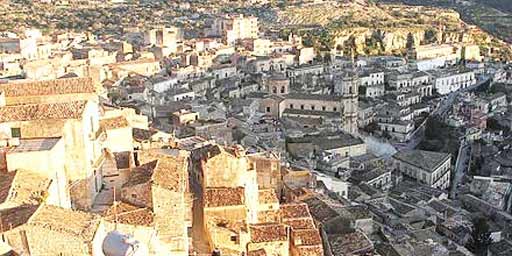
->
<box><xmin>290</xmin><ymin>104</ymin><xmax>294</xmax><ymax>109</ymax></box>
<box><xmin>311</xmin><ymin>106</ymin><xmax>315</xmax><ymax>110</ymax></box>
<box><xmin>322</xmin><ymin>106</ymin><xmax>326</xmax><ymax>111</ymax></box>
<box><xmin>333</xmin><ymin>107</ymin><xmax>337</xmax><ymax>112</ymax></box>
<box><xmin>230</xmin><ymin>235</ymin><xmax>238</xmax><ymax>242</ymax></box>
<box><xmin>301</xmin><ymin>105</ymin><xmax>304</xmax><ymax>110</ymax></box>
<box><xmin>10</xmin><ymin>128</ymin><xmax>21</xmax><ymax>138</ymax></box>
<box><xmin>266</xmin><ymin>107</ymin><xmax>271</xmax><ymax>113</ymax></box>
<box><xmin>281</xmin><ymin>86</ymin><xmax>285</xmax><ymax>94</ymax></box>
<box><xmin>272</xmin><ymin>87</ymin><xmax>277</xmax><ymax>94</ymax></box>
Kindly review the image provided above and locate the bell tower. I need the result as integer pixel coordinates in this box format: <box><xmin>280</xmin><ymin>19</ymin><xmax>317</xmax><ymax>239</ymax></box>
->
<box><xmin>340</xmin><ymin>71</ymin><xmax>359</xmax><ymax>135</ymax></box>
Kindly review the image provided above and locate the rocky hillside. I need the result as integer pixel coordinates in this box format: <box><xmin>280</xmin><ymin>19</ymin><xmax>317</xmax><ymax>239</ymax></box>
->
<box><xmin>272</xmin><ymin>1</ymin><xmax>504</xmax><ymax>58</ymax></box>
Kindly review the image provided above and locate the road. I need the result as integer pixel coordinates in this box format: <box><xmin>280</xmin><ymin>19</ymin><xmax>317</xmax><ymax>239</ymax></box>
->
<box><xmin>450</xmin><ymin>139</ymin><xmax>471</xmax><ymax>199</ymax></box>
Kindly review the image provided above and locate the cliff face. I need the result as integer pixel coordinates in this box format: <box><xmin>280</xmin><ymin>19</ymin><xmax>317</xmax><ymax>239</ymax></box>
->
<box><xmin>274</xmin><ymin>1</ymin><xmax>502</xmax><ymax>57</ymax></box>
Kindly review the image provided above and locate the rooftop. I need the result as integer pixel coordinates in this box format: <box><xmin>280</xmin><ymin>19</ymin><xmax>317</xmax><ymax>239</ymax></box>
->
<box><xmin>0</xmin><ymin>204</ymin><xmax>39</xmax><ymax>232</ymax></box>
<box><xmin>30</xmin><ymin>205</ymin><xmax>100</xmax><ymax>241</ymax></box>
<box><xmin>292</xmin><ymin>229</ymin><xmax>322</xmax><ymax>246</ymax></box>
<box><xmin>286</xmin><ymin>93</ymin><xmax>341</xmax><ymax>102</ymax></box>
<box><xmin>205</xmin><ymin>187</ymin><xmax>245</xmax><ymax>208</ymax></box>
<box><xmin>250</xmin><ymin>223</ymin><xmax>288</xmax><ymax>243</ymax></box>
<box><xmin>0</xmin><ymin>101</ymin><xmax>88</xmax><ymax>123</ymax></box>
<box><xmin>0</xmin><ymin>77</ymin><xmax>94</xmax><ymax>97</ymax></box>
<box><xmin>100</xmin><ymin>116</ymin><xmax>129</xmax><ymax>130</ymax></box>
<box><xmin>258</xmin><ymin>189</ymin><xmax>278</xmax><ymax>205</ymax></box>
<box><xmin>7</xmin><ymin>137</ymin><xmax>61</xmax><ymax>153</ymax></box>
<box><xmin>328</xmin><ymin>231</ymin><xmax>373</xmax><ymax>256</ymax></box>
<box><xmin>0</xmin><ymin>169</ymin><xmax>50</xmax><ymax>205</ymax></box>
<box><xmin>393</xmin><ymin>150</ymin><xmax>451</xmax><ymax>172</ymax></box>
<box><xmin>103</xmin><ymin>201</ymin><xmax>154</xmax><ymax>227</ymax></box>
<box><xmin>279</xmin><ymin>203</ymin><xmax>312</xmax><ymax>220</ymax></box>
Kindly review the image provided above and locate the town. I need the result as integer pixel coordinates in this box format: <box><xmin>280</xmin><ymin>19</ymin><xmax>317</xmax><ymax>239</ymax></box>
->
<box><xmin>1</xmin><ymin>0</ymin><xmax>512</xmax><ymax>255</ymax></box>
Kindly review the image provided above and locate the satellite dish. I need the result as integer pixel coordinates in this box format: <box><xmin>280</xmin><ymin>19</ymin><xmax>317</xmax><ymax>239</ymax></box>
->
<box><xmin>102</xmin><ymin>231</ymin><xmax>148</xmax><ymax>256</ymax></box>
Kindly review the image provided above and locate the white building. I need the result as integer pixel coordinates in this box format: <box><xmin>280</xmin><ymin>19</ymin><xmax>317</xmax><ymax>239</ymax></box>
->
<box><xmin>393</xmin><ymin>150</ymin><xmax>452</xmax><ymax>190</ymax></box>
<box><xmin>433</xmin><ymin>69</ymin><xmax>476</xmax><ymax>95</ymax></box>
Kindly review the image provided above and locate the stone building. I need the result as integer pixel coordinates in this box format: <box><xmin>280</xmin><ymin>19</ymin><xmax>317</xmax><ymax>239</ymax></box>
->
<box><xmin>0</xmin><ymin>204</ymin><xmax>106</xmax><ymax>255</ymax></box>
<box><xmin>121</xmin><ymin>149</ymin><xmax>192</xmax><ymax>256</ymax></box>
<box><xmin>393</xmin><ymin>150</ymin><xmax>452</xmax><ymax>190</ymax></box>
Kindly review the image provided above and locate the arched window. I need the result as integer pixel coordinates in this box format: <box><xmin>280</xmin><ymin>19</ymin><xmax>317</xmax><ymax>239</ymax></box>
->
<box><xmin>281</xmin><ymin>86</ymin><xmax>285</xmax><ymax>94</ymax></box>
<box><xmin>272</xmin><ymin>87</ymin><xmax>277</xmax><ymax>94</ymax></box>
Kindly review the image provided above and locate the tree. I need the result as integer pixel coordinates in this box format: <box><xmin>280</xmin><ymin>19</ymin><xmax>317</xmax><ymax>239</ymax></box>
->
<box><xmin>466</xmin><ymin>217</ymin><xmax>493</xmax><ymax>256</ymax></box>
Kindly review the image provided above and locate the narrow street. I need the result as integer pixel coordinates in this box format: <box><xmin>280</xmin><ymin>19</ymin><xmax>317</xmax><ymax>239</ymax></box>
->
<box><xmin>190</xmin><ymin>174</ymin><xmax>211</xmax><ymax>256</ymax></box>
<box><xmin>450</xmin><ymin>140</ymin><xmax>471</xmax><ymax>199</ymax></box>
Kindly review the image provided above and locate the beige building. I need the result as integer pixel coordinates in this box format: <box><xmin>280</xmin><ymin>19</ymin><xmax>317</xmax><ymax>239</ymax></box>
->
<box><xmin>393</xmin><ymin>150</ymin><xmax>452</xmax><ymax>190</ymax></box>
<box><xmin>121</xmin><ymin>149</ymin><xmax>192</xmax><ymax>255</ymax></box>
<box><xmin>0</xmin><ymin>204</ymin><xmax>107</xmax><ymax>255</ymax></box>
<box><xmin>199</xmin><ymin>144</ymin><xmax>323</xmax><ymax>256</ymax></box>
<box><xmin>0</xmin><ymin>77</ymin><xmax>109</xmax><ymax>210</ymax></box>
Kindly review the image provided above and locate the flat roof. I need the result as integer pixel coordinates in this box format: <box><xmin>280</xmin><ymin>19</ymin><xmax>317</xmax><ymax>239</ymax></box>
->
<box><xmin>8</xmin><ymin>137</ymin><xmax>61</xmax><ymax>153</ymax></box>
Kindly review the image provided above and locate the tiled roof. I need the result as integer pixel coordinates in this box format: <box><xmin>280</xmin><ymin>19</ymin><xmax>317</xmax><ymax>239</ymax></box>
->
<box><xmin>0</xmin><ymin>204</ymin><xmax>39</xmax><ymax>232</ymax></box>
<box><xmin>280</xmin><ymin>203</ymin><xmax>312</xmax><ymax>220</ymax></box>
<box><xmin>124</xmin><ymin>149</ymin><xmax>188</xmax><ymax>192</ymax></box>
<box><xmin>132</xmin><ymin>128</ymin><xmax>157</xmax><ymax>142</ymax></box>
<box><xmin>122</xmin><ymin>160</ymin><xmax>158</xmax><ymax>188</ymax></box>
<box><xmin>292</xmin><ymin>229</ymin><xmax>322</xmax><ymax>246</ymax></box>
<box><xmin>295</xmin><ymin>245</ymin><xmax>324</xmax><ymax>256</ymax></box>
<box><xmin>205</xmin><ymin>187</ymin><xmax>245</xmax><ymax>208</ymax></box>
<box><xmin>248</xmin><ymin>249</ymin><xmax>267</xmax><ymax>256</ymax></box>
<box><xmin>393</xmin><ymin>150</ymin><xmax>451</xmax><ymax>173</ymax></box>
<box><xmin>0</xmin><ymin>77</ymin><xmax>94</xmax><ymax>97</ymax></box>
<box><xmin>30</xmin><ymin>205</ymin><xmax>100</xmax><ymax>241</ymax></box>
<box><xmin>100</xmin><ymin>116</ymin><xmax>129</xmax><ymax>130</ymax></box>
<box><xmin>0</xmin><ymin>170</ymin><xmax>50</xmax><ymax>205</ymax></box>
<box><xmin>103</xmin><ymin>201</ymin><xmax>153</xmax><ymax>226</ymax></box>
<box><xmin>283</xmin><ymin>218</ymin><xmax>316</xmax><ymax>230</ymax></box>
<box><xmin>258</xmin><ymin>189</ymin><xmax>278</xmax><ymax>205</ymax></box>
<box><xmin>250</xmin><ymin>223</ymin><xmax>288</xmax><ymax>243</ymax></box>
<box><xmin>328</xmin><ymin>231</ymin><xmax>373</xmax><ymax>255</ymax></box>
<box><xmin>0</xmin><ymin>101</ymin><xmax>87</xmax><ymax>122</ymax></box>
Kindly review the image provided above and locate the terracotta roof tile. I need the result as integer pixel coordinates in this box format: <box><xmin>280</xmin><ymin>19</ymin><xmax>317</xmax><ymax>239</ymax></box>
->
<box><xmin>122</xmin><ymin>160</ymin><xmax>158</xmax><ymax>188</ymax></box>
<box><xmin>248</xmin><ymin>249</ymin><xmax>267</xmax><ymax>256</ymax></box>
<box><xmin>283</xmin><ymin>218</ymin><xmax>316</xmax><ymax>230</ymax></box>
<box><xmin>258</xmin><ymin>189</ymin><xmax>278</xmax><ymax>205</ymax></box>
<box><xmin>295</xmin><ymin>246</ymin><xmax>324</xmax><ymax>256</ymax></box>
<box><xmin>205</xmin><ymin>187</ymin><xmax>245</xmax><ymax>208</ymax></box>
<box><xmin>280</xmin><ymin>203</ymin><xmax>312</xmax><ymax>220</ymax></box>
<box><xmin>292</xmin><ymin>229</ymin><xmax>322</xmax><ymax>246</ymax></box>
<box><xmin>136</xmin><ymin>149</ymin><xmax>189</xmax><ymax>192</ymax></box>
<box><xmin>0</xmin><ymin>170</ymin><xmax>50</xmax><ymax>205</ymax></box>
<box><xmin>30</xmin><ymin>205</ymin><xmax>100</xmax><ymax>241</ymax></box>
<box><xmin>100</xmin><ymin>116</ymin><xmax>129</xmax><ymax>130</ymax></box>
<box><xmin>328</xmin><ymin>231</ymin><xmax>373</xmax><ymax>256</ymax></box>
<box><xmin>0</xmin><ymin>101</ymin><xmax>87</xmax><ymax>122</ymax></box>
<box><xmin>0</xmin><ymin>77</ymin><xmax>94</xmax><ymax>97</ymax></box>
<box><xmin>103</xmin><ymin>201</ymin><xmax>153</xmax><ymax>226</ymax></box>
<box><xmin>250</xmin><ymin>223</ymin><xmax>288</xmax><ymax>243</ymax></box>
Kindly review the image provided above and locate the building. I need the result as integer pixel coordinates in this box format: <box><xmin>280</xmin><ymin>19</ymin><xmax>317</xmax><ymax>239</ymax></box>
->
<box><xmin>210</xmin><ymin>14</ymin><xmax>259</xmax><ymax>45</ymax></box>
<box><xmin>433</xmin><ymin>69</ymin><xmax>476</xmax><ymax>95</ymax></box>
<box><xmin>393</xmin><ymin>150</ymin><xmax>452</xmax><ymax>190</ymax></box>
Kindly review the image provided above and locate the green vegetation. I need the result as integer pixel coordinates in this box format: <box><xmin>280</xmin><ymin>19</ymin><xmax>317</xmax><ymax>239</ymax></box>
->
<box><xmin>466</xmin><ymin>216</ymin><xmax>493</xmax><ymax>256</ymax></box>
<box><xmin>418</xmin><ymin>117</ymin><xmax>460</xmax><ymax>159</ymax></box>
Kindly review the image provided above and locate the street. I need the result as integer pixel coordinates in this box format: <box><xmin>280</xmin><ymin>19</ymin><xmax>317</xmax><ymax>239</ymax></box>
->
<box><xmin>450</xmin><ymin>139</ymin><xmax>471</xmax><ymax>199</ymax></box>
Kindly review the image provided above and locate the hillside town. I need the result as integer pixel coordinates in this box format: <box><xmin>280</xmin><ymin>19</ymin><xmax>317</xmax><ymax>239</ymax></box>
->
<box><xmin>1</xmin><ymin>0</ymin><xmax>512</xmax><ymax>256</ymax></box>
